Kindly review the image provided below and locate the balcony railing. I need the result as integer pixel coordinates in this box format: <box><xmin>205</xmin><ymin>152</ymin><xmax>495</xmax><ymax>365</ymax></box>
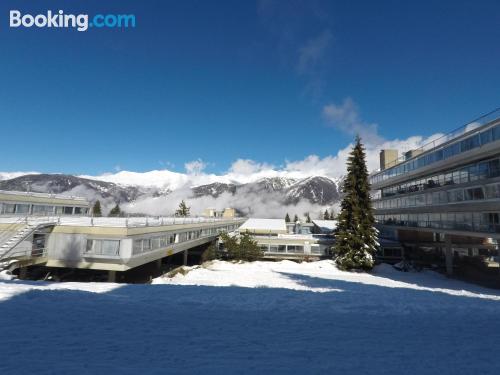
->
<box><xmin>371</xmin><ymin>107</ymin><xmax>500</xmax><ymax>184</ymax></box>
<box><xmin>377</xmin><ymin>219</ymin><xmax>500</xmax><ymax>234</ymax></box>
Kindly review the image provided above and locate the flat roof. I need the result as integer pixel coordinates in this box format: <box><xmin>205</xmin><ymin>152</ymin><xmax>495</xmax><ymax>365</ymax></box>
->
<box><xmin>239</xmin><ymin>218</ymin><xmax>287</xmax><ymax>233</ymax></box>
<box><xmin>0</xmin><ymin>216</ymin><xmax>243</xmax><ymax>228</ymax></box>
<box><xmin>312</xmin><ymin>220</ymin><xmax>337</xmax><ymax>231</ymax></box>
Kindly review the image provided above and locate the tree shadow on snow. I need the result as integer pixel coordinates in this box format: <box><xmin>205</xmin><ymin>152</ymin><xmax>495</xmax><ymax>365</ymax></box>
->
<box><xmin>0</xmin><ymin>278</ymin><xmax>500</xmax><ymax>375</ymax></box>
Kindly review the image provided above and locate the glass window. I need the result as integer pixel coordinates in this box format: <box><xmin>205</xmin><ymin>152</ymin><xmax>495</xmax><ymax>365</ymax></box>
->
<box><xmin>86</xmin><ymin>239</ymin><xmax>120</xmax><ymax>256</ymax></box>
<box><xmin>32</xmin><ymin>205</ymin><xmax>54</xmax><ymax>215</ymax></box>
<box><xmin>2</xmin><ymin>203</ymin><xmax>15</xmax><ymax>214</ymax></box>
<box><xmin>481</xmin><ymin>129</ymin><xmax>493</xmax><ymax>144</ymax></box>
<box><xmin>63</xmin><ymin>206</ymin><xmax>73</xmax><ymax>215</ymax></box>
<box><xmin>485</xmin><ymin>184</ymin><xmax>500</xmax><ymax>199</ymax></box>
<box><xmin>101</xmin><ymin>240</ymin><xmax>120</xmax><ymax>256</ymax></box>
<box><xmin>489</xmin><ymin>159</ymin><xmax>500</xmax><ymax>178</ymax></box>
<box><xmin>465</xmin><ymin>187</ymin><xmax>484</xmax><ymax>200</ymax></box>
<box><xmin>286</xmin><ymin>245</ymin><xmax>304</xmax><ymax>253</ymax></box>
<box><xmin>15</xmin><ymin>204</ymin><xmax>30</xmax><ymax>214</ymax></box>
<box><xmin>133</xmin><ymin>239</ymin><xmax>142</xmax><ymax>255</ymax></box>
<box><xmin>493</xmin><ymin>125</ymin><xmax>500</xmax><ymax>141</ymax></box>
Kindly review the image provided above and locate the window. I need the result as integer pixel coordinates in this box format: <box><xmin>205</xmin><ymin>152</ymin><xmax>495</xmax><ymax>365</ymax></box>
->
<box><xmin>86</xmin><ymin>239</ymin><xmax>120</xmax><ymax>256</ymax></box>
<box><xmin>133</xmin><ymin>239</ymin><xmax>142</xmax><ymax>255</ymax></box>
<box><xmin>152</xmin><ymin>237</ymin><xmax>160</xmax><ymax>249</ymax></box>
<box><xmin>63</xmin><ymin>206</ymin><xmax>74</xmax><ymax>215</ymax></box>
<box><xmin>1</xmin><ymin>203</ymin><xmax>15</xmax><ymax>214</ymax></box>
<box><xmin>311</xmin><ymin>246</ymin><xmax>322</xmax><ymax>254</ymax></box>
<box><xmin>74</xmin><ymin>207</ymin><xmax>83</xmax><ymax>215</ymax></box>
<box><xmin>489</xmin><ymin>159</ymin><xmax>500</xmax><ymax>178</ymax></box>
<box><xmin>465</xmin><ymin>187</ymin><xmax>484</xmax><ymax>201</ymax></box>
<box><xmin>15</xmin><ymin>204</ymin><xmax>30</xmax><ymax>214</ymax></box>
<box><xmin>485</xmin><ymin>184</ymin><xmax>500</xmax><ymax>199</ymax></box>
<box><xmin>286</xmin><ymin>245</ymin><xmax>304</xmax><ymax>253</ymax></box>
<box><xmin>481</xmin><ymin>129</ymin><xmax>493</xmax><ymax>144</ymax></box>
<box><xmin>32</xmin><ymin>205</ymin><xmax>54</xmax><ymax>215</ymax></box>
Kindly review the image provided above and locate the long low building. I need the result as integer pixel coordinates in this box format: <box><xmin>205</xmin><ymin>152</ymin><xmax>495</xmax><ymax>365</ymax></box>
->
<box><xmin>237</xmin><ymin>218</ymin><xmax>336</xmax><ymax>259</ymax></box>
<box><xmin>0</xmin><ymin>216</ymin><xmax>244</xmax><ymax>280</ymax></box>
<box><xmin>0</xmin><ymin>190</ymin><xmax>245</xmax><ymax>280</ymax></box>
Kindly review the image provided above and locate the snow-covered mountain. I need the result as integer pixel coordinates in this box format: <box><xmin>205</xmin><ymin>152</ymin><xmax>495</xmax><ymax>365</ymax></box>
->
<box><xmin>0</xmin><ymin>173</ymin><xmax>342</xmax><ymax>217</ymax></box>
<box><xmin>285</xmin><ymin>176</ymin><xmax>340</xmax><ymax>205</ymax></box>
<box><xmin>0</xmin><ymin>174</ymin><xmax>153</xmax><ymax>209</ymax></box>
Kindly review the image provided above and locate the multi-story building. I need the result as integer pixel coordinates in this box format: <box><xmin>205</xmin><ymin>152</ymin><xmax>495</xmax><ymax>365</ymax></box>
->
<box><xmin>370</xmin><ymin>109</ymin><xmax>500</xmax><ymax>278</ymax></box>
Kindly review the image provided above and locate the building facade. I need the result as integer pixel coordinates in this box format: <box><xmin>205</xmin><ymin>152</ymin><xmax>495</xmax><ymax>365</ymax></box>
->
<box><xmin>0</xmin><ymin>190</ymin><xmax>90</xmax><ymax>216</ymax></box>
<box><xmin>0</xmin><ymin>190</ymin><xmax>245</xmax><ymax>280</ymax></box>
<box><xmin>370</xmin><ymin>110</ymin><xmax>500</xmax><ymax>277</ymax></box>
<box><xmin>237</xmin><ymin>218</ymin><xmax>335</xmax><ymax>259</ymax></box>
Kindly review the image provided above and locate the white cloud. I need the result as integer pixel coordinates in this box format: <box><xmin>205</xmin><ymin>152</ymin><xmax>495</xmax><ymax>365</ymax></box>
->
<box><xmin>184</xmin><ymin>159</ymin><xmax>207</xmax><ymax>175</ymax></box>
<box><xmin>323</xmin><ymin>98</ymin><xmax>384</xmax><ymax>145</ymax></box>
<box><xmin>0</xmin><ymin>171</ymin><xmax>39</xmax><ymax>181</ymax></box>
<box><xmin>297</xmin><ymin>30</ymin><xmax>333</xmax><ymax>75</ymax></box>
<box><xmin>228</xmin><ymin>159</ymin><xmax>273</xmax><ymax>175</ymax></box>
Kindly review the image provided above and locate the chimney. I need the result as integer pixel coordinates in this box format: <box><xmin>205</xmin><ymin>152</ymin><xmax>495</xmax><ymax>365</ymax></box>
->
<box><xmin>379</xmin><ymin>149</ymin><xmax>398</xmax><ymax>170</ymax></box>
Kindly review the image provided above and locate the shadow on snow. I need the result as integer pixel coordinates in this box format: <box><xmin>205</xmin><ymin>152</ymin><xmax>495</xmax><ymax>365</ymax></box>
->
<box><xmin>0</xmin><ymin>274</ymin><xmax>500</xmax><ymax>374</ymax></box>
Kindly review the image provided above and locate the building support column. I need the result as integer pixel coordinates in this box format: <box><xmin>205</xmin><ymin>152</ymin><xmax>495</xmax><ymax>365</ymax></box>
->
<box><xmin>108</xmin><ymin>270</ymin><xmax>117</xmax><ymax>282</ymax></box>
<box><xmin>19</xmin><ymin>266</ymin><xmax>27</xmax><ymax>280</ymax></box>
<box><xmin>183</xmin><ymin>250</ymin><xmax>188</xmax><ymax>266</ymax></box>
<box><xmin>445</xmin><ymin>235</ymin><xmax>453</xmax><ymax>276</ymax></box>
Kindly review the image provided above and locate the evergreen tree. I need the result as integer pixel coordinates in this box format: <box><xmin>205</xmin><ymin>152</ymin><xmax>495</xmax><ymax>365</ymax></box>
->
<box><xmin>218</xmin><ymin>232</ymin><xmax>263</xmax><ymax>262</ymax></box>
<box><xmin>330</xmin><ymin>210</ymin><xmax>336</xmax><ymax>220</ymax></box>
<box><xmin>175</xmin><ymin>200</ymin><xmax>190</xmax><ymax>217</ymax></box>
<box><xmin>323</xmin><ymin>209</ymin><xmax>330</xmax><ymax>220</ymax></box>
<box><xmin>92</xmin><ymin>200</ymin><xmax>102</xmax><ymax>217</ymax></box>
<box><xmin>333</xmin><ymin>136</ymin><xmax>377</xmax><ymax>271</ymax></box>
<box><xmin>201</xmin><ymin>243</ymin><xmax>218</xmax><ymax>262</ymax></box>
<box><xmin>285</xmin><ymin>213</ymin><xmax>291</xmax><ymax>223</ymax></box>
<box><xmin>220</xmin><ymin>232</ymin><xmax>239</xmax><ymax>260</ymax></box>
<box><xmin>108</xmin><ymin>203</ymin><xmax>122</xmax><ymax>217</ymax></box>
<box><xmin>305</xmin><ymin>213</ymin><xmax>311</xmax><ymax>223</ymax></box>
<box><xmin>293</xmin><ymin>214</ymin><xmax>299</xmax><ymax>222</ymax></box>
<box><xmin>239</xmin><ymin>232</ymin><xmax>263</xmax><ymax>261</ymax></box>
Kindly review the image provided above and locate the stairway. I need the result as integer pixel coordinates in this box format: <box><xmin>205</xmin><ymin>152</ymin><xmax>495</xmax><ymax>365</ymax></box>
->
<box><xmin>0</xmin><ymin>218</ymin><xmax>56</xmax><ymax>269</ymax></box>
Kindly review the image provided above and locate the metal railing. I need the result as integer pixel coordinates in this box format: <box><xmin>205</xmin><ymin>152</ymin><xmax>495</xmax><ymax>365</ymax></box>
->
<box><xmin>377</xmin><ymin>219</ymin><xmax>500</xmax><ymax>234</ymax></box>
<box><xmin>371</xmin><ymin>107</ymin><xmax>500</xmax><ymax>179</ymax></box>
<box><xmin>0</xmin><ymin>214</ymin><xmax>244</xmax><ymax>228</ymax></box>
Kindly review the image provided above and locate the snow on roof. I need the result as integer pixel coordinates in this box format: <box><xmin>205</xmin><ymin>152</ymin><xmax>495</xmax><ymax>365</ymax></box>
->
<box><xmin>312</xmin><ymin>220</ymin><xmax>337</xmax><ymax>231</ymax></box>
<box><xmin>0</xmin><ymin>216</ymin><xmax>243</xmax><ymax>228</ymax></box>
<box><xmin>239</xmin><ymin>218</ymin><xmax>287</xmax><ymax>233</ymax></box>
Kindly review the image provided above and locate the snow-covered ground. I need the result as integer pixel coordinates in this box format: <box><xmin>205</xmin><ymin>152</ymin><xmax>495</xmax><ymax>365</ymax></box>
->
<box><xmin>1</xmin><ymin>261</ymin><xmax>500</xmax><ymax>374</ymax></box>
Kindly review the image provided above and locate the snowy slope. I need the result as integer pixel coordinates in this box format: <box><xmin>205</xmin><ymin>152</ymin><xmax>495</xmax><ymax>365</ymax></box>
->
<box><xmin>1</xmin><ymin>261</ymin><xmax>500</xmax><ymax>374</ymax></box>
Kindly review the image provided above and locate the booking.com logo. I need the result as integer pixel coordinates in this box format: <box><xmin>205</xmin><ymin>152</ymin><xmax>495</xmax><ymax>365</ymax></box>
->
<box><xmin>9</xmin><ymin>10</ymin><xmax>136</xmax><ymax>31</ymax></box>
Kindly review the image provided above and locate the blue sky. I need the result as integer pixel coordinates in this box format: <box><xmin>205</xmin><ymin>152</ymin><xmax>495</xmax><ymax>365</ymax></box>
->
<box><xmin>1</xmin><ymin>0</ymin><xmax>499</xmax><ymax>175</ymax></box>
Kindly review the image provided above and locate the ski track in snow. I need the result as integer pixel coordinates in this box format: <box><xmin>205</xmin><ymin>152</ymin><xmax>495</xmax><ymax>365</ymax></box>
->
<box><xmin>1</xmin><ymin>260</ymin><xmax>500</xmax><ymax>374</ymax></box>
